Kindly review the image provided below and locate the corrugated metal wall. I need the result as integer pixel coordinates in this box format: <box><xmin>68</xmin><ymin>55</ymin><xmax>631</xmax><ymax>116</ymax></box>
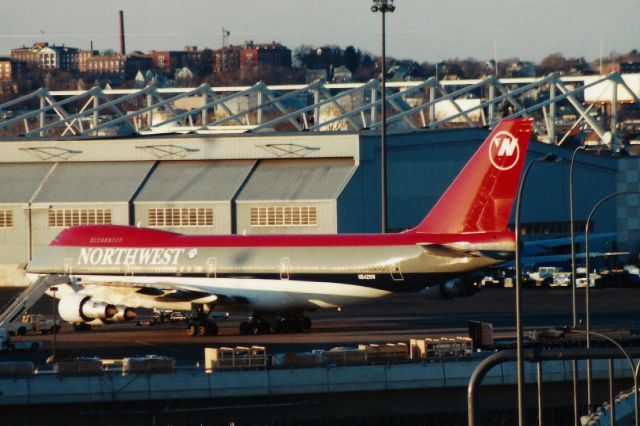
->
<box><xmin>0</xmin><ymin>164</ymin><xmax>54</xmax><ymax>263</ymax></box>
<box><xmin>134</xmin><ymin>160</ymin><xmax>255</xmax><ymax>234</ymax></box>
<box><xmin>29</xmin><ymin>162</ymin><xmax>155</xmax><ymax>254</ymax></box>
<box><xmin>235</xmin><ymin>158</ymin><xmax>355</xmax><ymax>234</ymax></box>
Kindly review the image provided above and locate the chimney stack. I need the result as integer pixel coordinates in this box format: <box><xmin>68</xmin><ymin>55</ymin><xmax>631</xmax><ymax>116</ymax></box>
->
<box><xmin>119</xmin><ymin>10</ymin><xmax>126</xmax><ymax>55</ymax></box>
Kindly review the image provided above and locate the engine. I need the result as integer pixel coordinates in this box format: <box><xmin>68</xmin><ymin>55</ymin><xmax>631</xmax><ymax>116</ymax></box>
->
<box><xmin>419</xmin><ymin>278</ymin><xmax>480</xmax><ymax>300</ymax></box>
<box><xmin>111</xmin><ymin>305</ymin><xmax>137</xmax><ymax>322</ymax></box>
<box><xmin>58</xmin><ymin>293</ymin><xmax>118</xmax><ymax>323</ymax></box>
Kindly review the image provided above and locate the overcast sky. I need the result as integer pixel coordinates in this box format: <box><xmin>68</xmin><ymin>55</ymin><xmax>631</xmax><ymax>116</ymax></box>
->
<box><xmin>1</xmin><ymin>0</ymin><xmax>638</xmax><ymax>63</ymax></box>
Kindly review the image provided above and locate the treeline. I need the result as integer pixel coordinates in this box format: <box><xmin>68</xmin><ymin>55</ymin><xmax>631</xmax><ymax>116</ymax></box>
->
<box><xmin>294</xmin><ymin>45</ymin><xmax>640</xmax><ymax>80</ymax></box>
<box><xmin>4</xmin><ymin>45</ymin><xmax>640</xmax><ymax>100</ymax></box>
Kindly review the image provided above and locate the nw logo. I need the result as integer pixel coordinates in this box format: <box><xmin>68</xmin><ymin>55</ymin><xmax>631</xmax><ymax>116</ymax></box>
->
<box><xmin>489</xmin><ymin>131</ymin><xmax>519</xmax><ymax>170</ymax></box>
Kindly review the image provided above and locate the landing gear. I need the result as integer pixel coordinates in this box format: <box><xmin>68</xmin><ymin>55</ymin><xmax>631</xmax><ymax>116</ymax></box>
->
<box><xmin>186</xmin><ymin>306</ymin><xmax>219</xmax><ymax>337</ymax></box>
<box><xmin>197</xmin><ymin>322</ymin><xmax>219</xmax><ymax>337</ymax></box>
<box><xmin>239</xmin><ymin>318</ymin><xmax>270</xmax><ymax>335</ymax></box>
<box><xmin>72</xmin><ymin>323</ymin><xmax>91</xmax><ymax>331</ymax></box>
<box><xmin>238</xmin><ymin>313</ymin><xmax>312</xmax><ymax>335</ymax></box>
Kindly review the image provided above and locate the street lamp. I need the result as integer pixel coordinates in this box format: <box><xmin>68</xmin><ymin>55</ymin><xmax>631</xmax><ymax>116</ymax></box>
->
<box><xmin>584</xmin><ymin>191</ymin><xmax>639</xmax><ymax>414</ymax></box>
<box><xmin>46</xmin><ymin>286</ymin><xmax>58</xmax><ymax>364</ymax></box>
<box><xmin>569</xmin><ymin>145</ymin><xmax>586</xmax><ymax>327</ymax></box>
<box><xmin>515</xmin><ymin>152</ymin><xmax>559</xmax><ymax>426</ymax></box>
<box><xmin>371</xmin><ymin>0</ymin><xmax>395</xmax><ymax>233</ymax></box>
<box><xmin>569</xmin><ymin>144</ymin><xmax>587</xmax><ymax>426</ymax></box>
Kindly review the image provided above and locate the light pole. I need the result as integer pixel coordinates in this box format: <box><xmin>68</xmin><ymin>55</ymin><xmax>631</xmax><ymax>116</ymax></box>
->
<box><xmin>569</xmin><ymin>145</ymin><xmax>586</xmax><ymax>327</ymax></box>
<box><xmin>515</xmin><ymin>153</ymin><xmax>559</xmax><ymax>426</ymax></box>
<box><xmin>569</xmin><ymin>143</ymin><xmax>605</xmax><ymax>424</ymax></box>
<box><xmin>584</xmin><ymin>191</ymin><xmax>639</xmax><ymax>414</ymax></box>
<box><xmin>569</xmin><ymin>144</ymin><xmax>586</xmax><ymax>426</ymax></box>
<box><xmin>371</xmin><ymin>0</ymin><xmax>395</xmax><ymax>233</ymax></box>
<box><xmin>46</xmin><ymin>286</ymin><xmax>58</xmax><ymax>364</ymax></box>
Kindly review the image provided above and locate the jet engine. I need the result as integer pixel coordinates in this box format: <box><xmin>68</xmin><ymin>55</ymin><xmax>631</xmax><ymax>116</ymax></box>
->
<box><xmin>58</xmin><ymin>293</ymin><xmax>118</xmax><ymax>323</ymax></box>
<box><xmin>419</xmin><ymin>278</ymin><xmax>480</xmax><ymax>300</ymax></box>
<box><xmin>80</xmin><ymin>306</ymin><xmax>138</xmax><ymax>326</ymax></box>
<box><xmin>111</xmin><ymin>305</ymin><xmax>137</xmax><ymax>322</ymax></box>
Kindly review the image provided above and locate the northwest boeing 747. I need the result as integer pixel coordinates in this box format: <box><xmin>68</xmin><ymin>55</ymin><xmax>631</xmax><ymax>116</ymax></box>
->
<box><xmin>26</xmin><ymin>118</ymin><xmax>533</xmax><ymax>336</ymax></box>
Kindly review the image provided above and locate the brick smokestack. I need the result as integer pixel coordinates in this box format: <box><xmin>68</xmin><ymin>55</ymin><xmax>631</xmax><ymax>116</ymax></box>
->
<box><xmin>119</xmin><ymin>10</ymin><xmax>126</xmax><ymax>55</ymax></box>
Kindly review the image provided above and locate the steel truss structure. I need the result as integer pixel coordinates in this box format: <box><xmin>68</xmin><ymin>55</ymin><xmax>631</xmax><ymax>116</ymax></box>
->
<box><xmin>0</xmin><ymin>73</ymin><xmax>638</xmax><ymax>148</ymax></box>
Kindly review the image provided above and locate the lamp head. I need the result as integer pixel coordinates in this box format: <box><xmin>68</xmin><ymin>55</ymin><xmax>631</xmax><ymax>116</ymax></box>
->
<box><xmin>371</xmin><ymin>0</ymin><xmax>395</xmax><ymax>12</ymax></box>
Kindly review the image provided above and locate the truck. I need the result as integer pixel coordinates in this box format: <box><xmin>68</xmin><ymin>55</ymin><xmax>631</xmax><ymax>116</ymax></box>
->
<box><xmin>21</xmin><ymin>314</ymin><xmax>61</xmax><ymax>334</ymax></box>
<box><xmin>0</xmin><ymin>329</ymin><xmax>42</xmax><ymax>352</ymax></box>
<box><xmin>528</xmin><ymin>266</ymin><xmax>562</xmax><ymax>287</ymax></box>
<box><xmin>3</xmin><ymin>321</ymin><xmax>33</xmax><ymax>337</ymax></box>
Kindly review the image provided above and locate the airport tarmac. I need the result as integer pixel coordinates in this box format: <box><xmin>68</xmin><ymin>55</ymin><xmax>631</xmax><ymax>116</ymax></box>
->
<box><xmin>1</xmin><ymin>286</ymin><xmax>638</xmax><ymax>364</ymax></box>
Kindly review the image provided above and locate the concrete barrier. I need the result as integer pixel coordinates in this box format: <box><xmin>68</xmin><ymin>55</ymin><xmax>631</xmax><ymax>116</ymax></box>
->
<box><xmin>0</xmin><ymin>357</ymin><xmax>636</xmax><ymax>406</ymax></box>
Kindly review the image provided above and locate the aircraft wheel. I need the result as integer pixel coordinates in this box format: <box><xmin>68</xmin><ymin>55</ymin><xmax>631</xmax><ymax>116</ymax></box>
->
<box><xmin>258</xmin><ymin>321</ymin><xmax>271</xmax><ymax>334</ymax></box>
<box><xmin>239</xmin><ymin>321</ymin><xmax>251</xmax><ymax>335</ymax></box>
<box><xmin>197</xmin><ymin>324</ymin><xmax>209</xmax><ymax>337</ymax></box>
<box><xmin>73</xmin><ymin>323</ymin><xmax>90</xmax><ymax>332</ymax></box>
<box><xmin>250</xmin><ymin>322</ymin><xmax>261</xmax><ymax>335</ymax></box>
<box><xmin>301</xmin><ymin>316</ymin><xmax>312</xmax><ymax>330</ymax></box>
<box><xmin>208</xmin><ymin>322</ymin><xmax>219</xmax><ymax>336</ymax></box>
<box><xmin>274</xmin><ymin>319</ymin><xmax>286</xmax><ymax>333</ymax></box>
<box><xmin>291</xmin><ymin>319</ymin><xmax>303</xmax><ymax>333</ymax></box>
<box><xmin>186</xmin><ymin>323</ymin><xmax>197</xmax><ymax>337</ymax></box>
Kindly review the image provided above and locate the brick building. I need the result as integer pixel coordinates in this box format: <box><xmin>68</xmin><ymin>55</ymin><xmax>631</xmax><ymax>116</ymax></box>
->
<box><xmin>151</xmin><ymin>46</ymin><xmax>204</xmax><ymax>74</ymax></box>
<box><xmin>81</xmin><ymin>53</ymin><xmax>152</xmax><ymax>80</ymax></box>
<box><xmin>78</xmin><ymin>49</ymin><xmax>99</xmax><ymax>72</ymax></box>
<box><xmin>212</xmin><ymin>46</ymin><xmax>241</xmax><ymax>74</ymax></box>
<box><xmin>11</xmin><ymin>42</ymin><xmax>78</xmax><ymax>71</ymax></box>
<box><xmin>240</xmin><ymin>41</ymin><xmax>291</xmax><ymax>74</ymax></box>
<box><xmin>151</xmin><ymin>51</ymin><xmax>183</xmax><ymax>73</ymax></box>
<box><xmin>0</xmin><ymin>58</ymin><xmax>25</xmax><ymax>81</ymax></box>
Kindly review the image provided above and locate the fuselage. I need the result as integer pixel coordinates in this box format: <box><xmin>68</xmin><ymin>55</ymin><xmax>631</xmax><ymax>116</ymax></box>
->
<box><xmin>27</xmin><ymin>225</ymin><xmax>514</xmax><ymax>312</ymax></box>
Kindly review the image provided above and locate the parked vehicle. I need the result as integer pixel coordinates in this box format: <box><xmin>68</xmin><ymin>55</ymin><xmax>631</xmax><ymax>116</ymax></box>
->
<box><xmin>0</xmin><ymin>329</ymin><xmax>42</xmax><ymax>352</ymax></box>
<box><xmin>3</xmin><ymin>321</ymin><xmax>33</xmax><ymax>337</ymax></box>
<box><xmin>152</xmin><ymin>309</ymin><xmax>188</xmax><ymax>324</ymax></box>
<box><xmin>528</xmin><ymin>266</ymin><xmax>561</xmax><ymax>287</ymax></box>
<box><xmin>550</xmin><ymin>272</ymin><xmax>571</xmax><ymax>288</ymax></box>
<box><xmin>21</xmin><ymin>314</ymin><xmax>61</xmax><ymax>334</ymax></box>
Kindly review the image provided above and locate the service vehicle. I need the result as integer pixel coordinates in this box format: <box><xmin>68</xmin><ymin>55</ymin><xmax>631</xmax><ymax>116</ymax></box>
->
<box><xmin>21</xmin><ymin>314</ymin><xmax>61</xmax><ymax>334</ymax></box>
<box><xmin>0</xmin><ymin>329</ymin><xmax>42</xmax><ymax>352</ymax></box>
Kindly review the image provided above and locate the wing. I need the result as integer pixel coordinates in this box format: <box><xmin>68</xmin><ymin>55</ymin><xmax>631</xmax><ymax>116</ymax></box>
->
<box><xmin>73</xmin><ymin>275</ymin><xmax>245</xmax><ymax>307</ymax></box>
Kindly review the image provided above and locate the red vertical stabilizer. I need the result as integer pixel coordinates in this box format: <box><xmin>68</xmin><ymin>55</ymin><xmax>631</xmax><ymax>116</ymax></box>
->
<box><xmin>413</xmin><ymin>118</ymin><xmax>533</xmax><ymax>234</ymax></box>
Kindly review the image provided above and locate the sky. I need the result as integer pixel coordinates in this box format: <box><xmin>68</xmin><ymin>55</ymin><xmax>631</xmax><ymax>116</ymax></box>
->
<box><xmin>1</xmin><ymin>0</ymin><xmax>638</xmax><ymax>64</ymax></box>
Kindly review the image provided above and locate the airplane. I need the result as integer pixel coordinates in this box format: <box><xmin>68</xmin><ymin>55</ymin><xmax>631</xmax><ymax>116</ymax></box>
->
<box><xmin>25</xmin><ymin>117</ymin><xmax>533</xmax><ymax>337</ymax></box>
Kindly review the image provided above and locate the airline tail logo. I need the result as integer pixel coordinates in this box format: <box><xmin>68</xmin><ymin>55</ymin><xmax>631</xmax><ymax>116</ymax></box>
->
<box><xmin>489</xmin><ymin>131</ymin><xmax>519</xmax><ymax>170</ymax></box>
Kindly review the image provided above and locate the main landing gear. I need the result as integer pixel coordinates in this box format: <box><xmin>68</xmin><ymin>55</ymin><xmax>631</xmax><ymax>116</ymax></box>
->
<box><xmin>239</xmin><ymin>313</ymin><xmax>312</xmax><ymax>335</ymax></box>
<box><xmin>186</xmin><ymin>307</ymin><xmax>218</xmax><ymax>337</ymax></box>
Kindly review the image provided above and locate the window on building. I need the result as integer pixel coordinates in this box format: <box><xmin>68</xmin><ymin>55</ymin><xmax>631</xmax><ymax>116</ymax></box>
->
<box><xmin>0</xmin><ymin>210</ymin><xmax>13</xmax><ymax>228</ymax></box>
<box><xmin>148</xmin><ymin>207</ymin><xmax>213</xmax><ymax>227</ymax></box>
<box><xmin>48</xmin><ymin>208</ymin><xmax>112</xmax><ymax>228</ymax></box>
<box><xmin>250</xmin><ymin>206</ymin><xmax>317</xmax><ymax>227</ymax></box>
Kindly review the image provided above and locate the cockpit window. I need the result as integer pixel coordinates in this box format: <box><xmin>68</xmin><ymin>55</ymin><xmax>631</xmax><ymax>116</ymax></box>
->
<box><xmin>53</xmin><ymin>233</ymin><xmax>61</xmax><ymax>241</ymax></box>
